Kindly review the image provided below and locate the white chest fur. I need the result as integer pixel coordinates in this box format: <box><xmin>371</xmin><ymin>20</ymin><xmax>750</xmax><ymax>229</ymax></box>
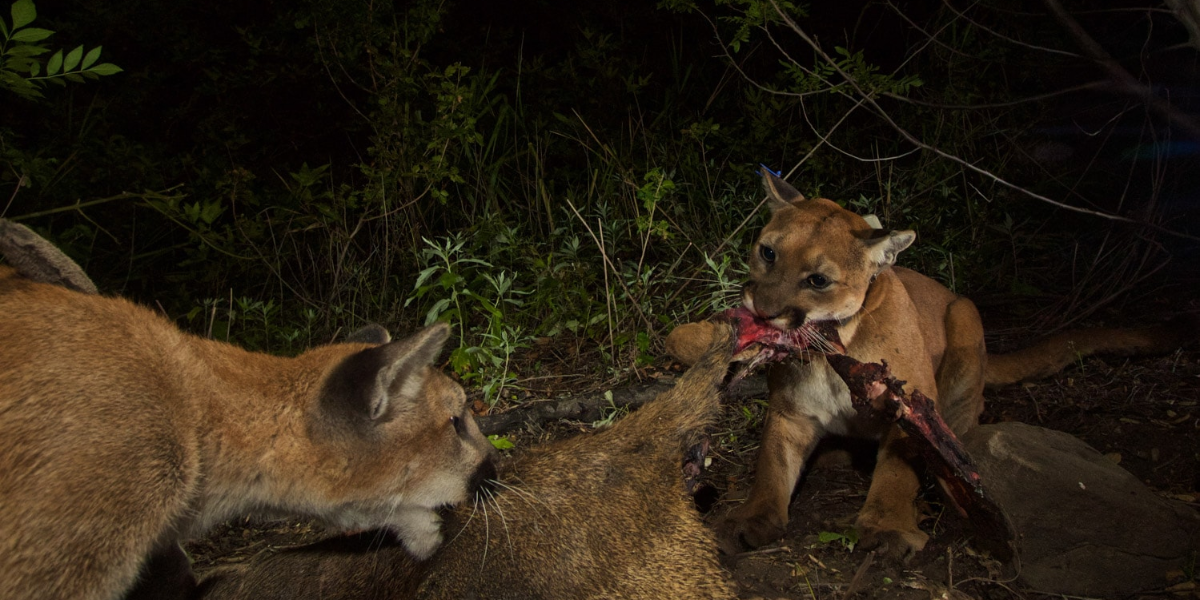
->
<box><xmin>773</xmin><ymin>358</ymin><xmax>858</xmax><ymax>436</ymax></box>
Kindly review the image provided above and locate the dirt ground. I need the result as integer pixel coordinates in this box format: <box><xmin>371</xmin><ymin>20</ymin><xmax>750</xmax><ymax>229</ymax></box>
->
<box><xmin>187</xmin><ymin>301</ymin><xmax>1200</xmax><ymax>600</ymax></box>
<box><xmin>699</xmin><ymin>344</ymin><xmax>1200</xmax><ymax>600</ymax></box>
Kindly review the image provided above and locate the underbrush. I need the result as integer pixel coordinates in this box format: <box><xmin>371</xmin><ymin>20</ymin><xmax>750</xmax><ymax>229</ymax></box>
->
<box><xmin>3</xmin><ymin>0</ymin><xmax>1187</xmax><ymax>406</ymax></box>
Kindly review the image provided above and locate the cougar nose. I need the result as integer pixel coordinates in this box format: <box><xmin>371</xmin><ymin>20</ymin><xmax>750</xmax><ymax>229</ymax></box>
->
<box><xmin>468</xmin><ymin>458</ymin><xmax>498</xmax><ymax>496</ymax></box>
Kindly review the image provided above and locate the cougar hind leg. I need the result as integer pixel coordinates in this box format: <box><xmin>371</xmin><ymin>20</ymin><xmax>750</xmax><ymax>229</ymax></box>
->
<box><xmin>935</xmin><ymin>296</ymin><xmax>987</xmax><ymax>436</ymax></box>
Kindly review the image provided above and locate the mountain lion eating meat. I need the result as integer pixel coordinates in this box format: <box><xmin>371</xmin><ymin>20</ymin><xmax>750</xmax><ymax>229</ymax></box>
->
<box><xmin>665</xmin><ymin>169</ymin><xmax>1195</xmax><ymax>560</ymax></box>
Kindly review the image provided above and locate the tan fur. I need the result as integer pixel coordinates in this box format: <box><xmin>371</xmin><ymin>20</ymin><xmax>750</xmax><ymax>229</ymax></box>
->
<box><xmin>197</xmin><ymin>326</ymin><xmax>741</xmax><ymax>600</ymax></box>
<box><xmin>983</xmin><ymin>315</ymin><xmax>1198</xmax><ymax>388</ymax></box>
<box><xmin>666</xmin><ymin>169</ymin><xmax>1193</xmax><ymax>560</ymax></box>
<box><xmin>0</xmin><ymin>265</ymin><xmax>496</xmax><ymax>600</ymax></box>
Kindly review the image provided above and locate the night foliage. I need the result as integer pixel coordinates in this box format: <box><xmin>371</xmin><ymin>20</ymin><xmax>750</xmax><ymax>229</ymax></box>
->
<box><xmin>1</xmin><ymin>0</ymin><xmax>1195</xmax><ymax>397</ymax></box>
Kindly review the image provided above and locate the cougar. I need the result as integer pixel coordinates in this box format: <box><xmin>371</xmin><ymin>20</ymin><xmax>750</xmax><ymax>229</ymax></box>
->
<box><xmin>198</xmin><ymin>326</ymin><xmax>742</xmax><ymax>600</ymax></box>
<box><xmin>0</xmin><ymin>219</ymin><xmax>497</xmax><ymax>600</ymax></box>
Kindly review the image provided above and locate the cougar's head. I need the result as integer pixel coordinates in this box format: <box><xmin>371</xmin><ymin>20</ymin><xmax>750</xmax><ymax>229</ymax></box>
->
<box><xmin>302</xmin><ymin>323</ymin><xmax>496</xmax><ymax>560</ymax></box>
<box><xmin>743</xmin><ymin>168</ymin><xmax>915</xmax><ymax>331</ymax></box>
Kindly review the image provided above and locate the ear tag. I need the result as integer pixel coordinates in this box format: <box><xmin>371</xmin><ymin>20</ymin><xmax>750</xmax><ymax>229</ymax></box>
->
<box><xmin>862</xmin><ymin>214</ymin><xmax>883</xmax><ymax>229</ymax></box>
<box><xmin>758</xmin><ymin>163</ymin><xmax>782</xmax><ymax>177</ymax></box>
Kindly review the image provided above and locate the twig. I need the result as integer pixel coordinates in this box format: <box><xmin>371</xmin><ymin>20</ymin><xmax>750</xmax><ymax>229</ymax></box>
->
<box><xmin>1043</xmin><ymin>0</ymin><xmax>1200</xmax><ymax>140</ymax></box>
<box><xmin>9</xmin><ymin>187</ymin><xmax>185</xmax><ymax>221</ymax></box>
<box><xmin>800</xmin><ymin>99</ymin><xmax>920</xmax><ymax>164</ymax></box>
<box><xmin>842</xmin><ymin>550</ymin><xmax>876</xmax><ymax>597</ymax></box>
<box><xmin>943</xmin><ymin>0</ymin><xmax>1082</xmax><ymax>58</ymax></box>
<box><xmin>766</xmin><ymin>0</ymin><xmax>1200</xmax><ymax>242</ymax></box>
<box><xmin>598</xmin><ymin>217</ymin><xmax>616</xmax><ymax>362</ymax></box>
<box><xmin>476</xmin><ymin>376</ymin><xmax>769</xmax><ymax>436</ymax></box>
<box><xmin>562</xmin><ymin>197</ymin><xmax>654</xmax><ymax>336</ymax></box>
<box><xmin>657</xmin><ymin>66</ymin><xmax>866</xmax><ymax>313</ymax></box>
<box><xmin>1</xmin><ymin>174</ymin><xmax>24</xmax><ymax>218</ymax></box>
<box><xmin>729</xmin><ymin>545</ymin><xmax>792</xmax><ymax>559</ymax></box>
<box><xmin>883</xmin><ymin>81</ymin><xmax>1110</xmax><ymax>110</ymax></box>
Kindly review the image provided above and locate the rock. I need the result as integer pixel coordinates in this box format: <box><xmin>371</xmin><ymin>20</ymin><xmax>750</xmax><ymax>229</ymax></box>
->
<box><xmin>963</xmin><ymin>422</ymin><xmax>1200</xmax><ymax>596</ymax></box>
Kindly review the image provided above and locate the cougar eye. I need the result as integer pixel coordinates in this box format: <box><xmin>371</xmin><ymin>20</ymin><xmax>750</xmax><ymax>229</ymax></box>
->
<box><xmin>806</xmin><ymin>274</ymin><xmax>830</xmax><ymax>289</ymax></box>
<box><xmin>759</xmin><ymin>245</ymin><xmax>776</xmax><ymax>263</ymax></box>
<box><xmin>450</xmin><ymin>415</ymin><xmax>465</xmax><ymax>435</ymax></box>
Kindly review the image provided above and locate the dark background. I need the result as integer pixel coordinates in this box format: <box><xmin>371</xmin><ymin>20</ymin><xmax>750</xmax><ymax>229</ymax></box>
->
<box><xmin>3</xmin><ymin>0</ymin><xmax>1197</xmax><ymax>382</ymax></box>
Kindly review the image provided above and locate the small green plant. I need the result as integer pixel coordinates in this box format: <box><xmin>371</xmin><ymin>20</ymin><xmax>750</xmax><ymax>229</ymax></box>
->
<box><xmin>1072</xmin><ymin>345</ymin><xmax>1086</xmax><ymax>374</ymax></box>
<box><xmin>694</xmin><ymin>251</ymin><xmax>748</xmax><ymax>314</ymax></box>
<box><xmin>407</xmin><ymin>235</ymin><xmax>533</xmax><ymax>405</ymax></box>
<box><xmin>184</xmin><ymin>295</ymin><xmax>302</xmax><ymax>354</ymax></box>
<box><xmin>634</xmin><ymin>167</ymin><xmax>673</xmax><ymax>243</ymax></box>
<box><xmin>487</xmin><ymin>435</ymin><xmax>515</xmax><ymax>450</ymax></box>
<box><xmin>0</xmin><ymin>0</ymin><xmax>121</xmax><ymax>99</ymax></box>
<box><xmin>591</xmin><ymin>391</ymin><xmax>628</xmax><ymax>429</ymax></box>
<box><xmin>817</xmin><ymin>528</ymin><xmax>859</xmax><ymax>552</ymax></box>
<box><xmin>737</xmin><ymin>399</ymin><xmax>769</xmax><ymax>429</ymax></box>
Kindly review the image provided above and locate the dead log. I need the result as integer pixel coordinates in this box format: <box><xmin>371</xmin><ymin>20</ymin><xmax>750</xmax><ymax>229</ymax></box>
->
<box><xmin>477</xmin><ymin>377</ymin><xmax>768</xmax><ymax>436</ymax></box>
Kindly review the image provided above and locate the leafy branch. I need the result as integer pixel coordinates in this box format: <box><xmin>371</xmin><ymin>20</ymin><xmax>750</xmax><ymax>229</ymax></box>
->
<box><xmin>0</xmin><ymin>0</ymin><xmax>121</xmax><ymax>99</ymax></box>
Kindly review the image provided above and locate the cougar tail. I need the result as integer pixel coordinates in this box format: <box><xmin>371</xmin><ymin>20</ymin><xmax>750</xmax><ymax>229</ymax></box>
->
<box><xmin>984</xmin><ymin>314</ymin><xmax>1198</xmax><ymax>389</ymax></box>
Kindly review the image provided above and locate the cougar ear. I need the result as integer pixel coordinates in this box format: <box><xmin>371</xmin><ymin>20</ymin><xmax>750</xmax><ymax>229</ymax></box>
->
<box><xmin>864</xmin><ymin>229</ymin><xmax>916</xmax><ymax>271</ymax></box>
<box><xmin>761</xmin><ymin>166</ymin><xmax>806</xmax><ymax>211</ymax></box>
<box><xmin>0</xmin><ymin>218</ymin><xmax>98</xmax><ymax>294</ymax></box>
<box><xmin>344</xmin><ymin>323</ymin><xmax>391</xmax><ymax>345</ymax></box>
<box><xmin>322</xmin><ymin>323</ymin><xmax>451</xmax><ymax>422</ymax></box>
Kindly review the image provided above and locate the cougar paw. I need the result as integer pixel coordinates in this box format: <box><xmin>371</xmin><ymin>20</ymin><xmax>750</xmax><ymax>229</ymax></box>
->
<box><xmin>855</xmin><ymin>519</ymin><xmax>928</xmax><ymax>562</ymax></box>
<box><xmin>716</xmin><ymin>506</ymin><xmax>788</xmax><ymax>555</ymax></box>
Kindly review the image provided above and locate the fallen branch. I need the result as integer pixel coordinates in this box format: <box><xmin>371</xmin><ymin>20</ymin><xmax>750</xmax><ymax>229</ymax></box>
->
<box><xmin>477</xmin><ymin>377</ymin><xmax>768</xmax><ymax>436</ymax></box>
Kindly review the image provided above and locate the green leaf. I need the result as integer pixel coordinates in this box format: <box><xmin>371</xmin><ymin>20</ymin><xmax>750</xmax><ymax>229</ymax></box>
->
<box><xmin>9</xmin><ymin>26</ymin><xmax>52</xmax><ymax>42</ymax></box>
<box><xmin>5</xmin><ymin>55</ymin><xmax>30</xmax><ymax>70</ymax></box>
<box><xmin>448</xmin><ymin>346</ymin><xmax>472</xmax><ymax>374</ymax></box>
<box><xmin>5</xmin><ymin>43</ymin><xmax>49</xmax><ymax>56</ymax></box>
<box><xmin>0</xmin><ymin>70</ymin><xmax>42</xmax><ymax>98</ymax></box>
<box><xmin>80</xmin><ymin>45</ymin><xmax>101</xmax><ymax>69</ymax></box>
<box><xmin>86</xmin><ymin>62</ymin><xmax>121</xmax><ymax>76</ymax></box>
<box><xmin>817</xmin><ymin>531</ymin><xmax>843</xmax><ymax>543</ymax></box>
<box><xmin>1</xmin><ymin>14</ymin><xmax>9</xmax><ymax>39</ymax></box>
<box><xmin>487</xmin><ymin>435</ymin><xmax>514</xmax><ymax>450</ymax></box>
<box><xmin>63</xmin><ymin>72</ymin><xmax>83</xmax><ymax>83</ymax></box>
<box><xmin>27</xmin><ymin>60</ymin><xmax>37</xmax><ymax>76</ymax></box>
<box><xmin>411</xmin><ymin>265</ymin><xmax>441</xmax><ymax>291</ymax></box>
<box><xmin>62</xmin><ymin>44</ymin><xmax>82</xmax><ymax>71</ymax></box>
<box><xmin>45</xmin><ymin>48</ymin><xmax>60</xmax><ymax>75</ymax></box>
<box><xmin>424</xmin><ymin>298</ymin><xmax>450</xmax><ymax>325</ymax></box>
<box><xmin>11</xmin><ymin>0</ymin><xmax>34</xmax><ymax>29</ymax></box>
<box><xmin>199</xmin><ymin>201</ymin><xmax>223</xmax><ymax>224</ymax></box>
